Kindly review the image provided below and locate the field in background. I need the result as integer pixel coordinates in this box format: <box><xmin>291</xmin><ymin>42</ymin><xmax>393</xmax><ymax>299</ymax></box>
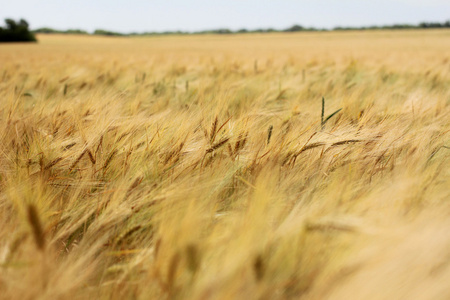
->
<box><xmin>0</xmin><ymin>30</ymin><xmax>449</xmax><ymax>299</ymax></box>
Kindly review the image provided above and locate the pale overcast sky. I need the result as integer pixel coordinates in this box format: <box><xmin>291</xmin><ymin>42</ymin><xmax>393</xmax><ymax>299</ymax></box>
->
<box><xmin>2</xmin><ymin>0</ymin><xmax>449</xmax><ymax>33</ymax></box>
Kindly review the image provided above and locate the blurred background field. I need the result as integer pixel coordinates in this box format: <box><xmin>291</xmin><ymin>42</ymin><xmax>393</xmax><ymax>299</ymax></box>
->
<box><xmin>0</xmin><ymin>30</ymin><xmax>449</xmax><ymax>299</ymax></box>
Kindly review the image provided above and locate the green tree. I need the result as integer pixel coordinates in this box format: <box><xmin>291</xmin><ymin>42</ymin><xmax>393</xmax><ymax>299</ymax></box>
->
<box><xmin>0</xmin><ymin>18</ymin><xmax>37</xmax><ymax>42</ymax></box>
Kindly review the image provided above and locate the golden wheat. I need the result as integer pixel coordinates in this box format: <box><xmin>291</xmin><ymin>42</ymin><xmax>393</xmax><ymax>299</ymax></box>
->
<box><xmin>0</xmin><ymin>30</ymin><xmax>449</xmax><ymax>299</ymax></box>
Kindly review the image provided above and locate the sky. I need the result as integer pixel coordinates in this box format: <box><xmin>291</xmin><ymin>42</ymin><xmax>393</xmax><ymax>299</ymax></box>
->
<box><xmin>2</xmin><ymin>0</ymin><xmax>450</xmax><ymax>33</ymax></box>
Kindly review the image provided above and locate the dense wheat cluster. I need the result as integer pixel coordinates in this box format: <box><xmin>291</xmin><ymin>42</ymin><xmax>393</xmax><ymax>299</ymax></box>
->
<box><xmin>0</xmin><ymin>30</ymin><xmax>449</xmax><ymax>299</ymax></box>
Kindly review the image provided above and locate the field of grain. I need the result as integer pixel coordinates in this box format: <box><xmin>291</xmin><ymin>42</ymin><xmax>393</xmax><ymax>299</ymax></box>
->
<box><xmin>0</xmin><ymin>30</ymin><xmax>449</xmax><ymax>299</ymax></box>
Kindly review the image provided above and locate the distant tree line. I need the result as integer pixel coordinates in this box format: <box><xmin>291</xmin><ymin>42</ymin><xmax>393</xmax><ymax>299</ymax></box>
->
<box><xmin>0</xmin><ymin>19</ymin><xmax>36</xmax><ymax>42</ymax></box>
<box><xmin>32</xmin><ymin>20</ymin><xmax>450</xmax><ymax>37</ymax></box>
<box><xmin>34</xmin><ymin>27</ymin><xmax>89</xmax><ymax>35</ymax></box>
<box><xmin>1</xmin><ymin>17</ymin><xmax>448</xmax><ymax>42</ymax></box>
<box><xmin>334</xmin><ymin>21</ymin><xmax>450</xmax><ymax>31</ymax></box>
<box><xmin>92</xmin><ymin>29</ymin><xmax>125</xmax><ymax>36</ymax></box>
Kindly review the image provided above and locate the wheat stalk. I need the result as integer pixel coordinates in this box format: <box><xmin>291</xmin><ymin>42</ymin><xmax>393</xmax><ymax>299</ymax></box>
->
<box><xmin>206</xmin><ymin>137</ymin><xmax>230</xmax><ymax>153</ymax></box>
<box><xmin>27</xmin><ymin>204</ymin><xmax>45</xmax><ymax>251</ymax></box>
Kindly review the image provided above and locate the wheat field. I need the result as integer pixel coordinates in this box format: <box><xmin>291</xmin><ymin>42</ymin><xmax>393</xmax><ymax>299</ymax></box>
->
<box><xmin>0</xmin><ymin>30</ymin><xmax>449</xmax><ymax>299</ymax></box>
